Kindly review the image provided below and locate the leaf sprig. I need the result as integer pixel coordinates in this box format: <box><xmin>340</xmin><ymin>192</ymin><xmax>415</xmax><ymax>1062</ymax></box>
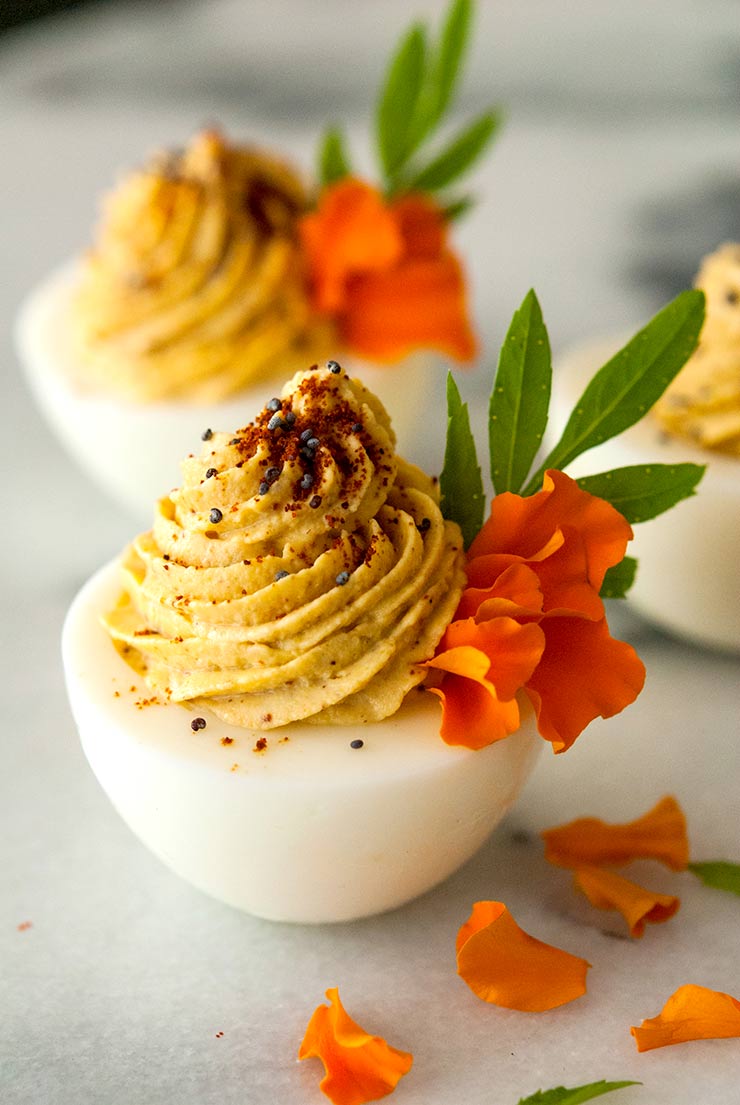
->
<box><xmin>317</xmin><ymin>0</ymin><xmax>499</xmax><ymax>210</ymax></box>
<box><xmin>439</xmin><ymin>288</ymin><xmax>706</xmax><ymax>599</ymax></box>
<box><xmin>516</xmin><ymin>1080</ymin><xmax>640</xmax><ymax>1105</ymax></box>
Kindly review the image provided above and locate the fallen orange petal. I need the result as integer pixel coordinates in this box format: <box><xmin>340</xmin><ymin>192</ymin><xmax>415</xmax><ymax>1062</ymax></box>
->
<box><xmin>299</xmin><ymin>988</ymin><xmax>413</xmax><ymax>1105</ymax></box>
<box><xmin>456</xmin><ymin>901</ymin><xmax>590</xmax><ymax>1011</ymax></box>
<box><xmin>631</xmin><ymin>984</ymin><xmax>740</xmax><ymax>1051</ymax></box>
<box><xmin>542</xmin><ymin>796</ymin><xmax>689</xmax><ymax>870</ymax></box>
<box><xmin>573</xmin><ymin>865</ymin><xmax>680</xmax><ymax>938</ymax></box>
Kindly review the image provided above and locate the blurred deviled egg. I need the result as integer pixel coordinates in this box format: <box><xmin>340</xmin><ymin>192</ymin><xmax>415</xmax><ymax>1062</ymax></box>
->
<box><xmin>552</xmin><ymin>243</ymin><xmax>740</xmax><ymax>652</ymax></box>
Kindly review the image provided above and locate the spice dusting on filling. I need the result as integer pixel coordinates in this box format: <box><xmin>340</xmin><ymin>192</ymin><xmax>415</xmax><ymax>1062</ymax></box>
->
<box><xmin>104</xmin><ymin>366</ymin><xmax>466</xmax><ymax>729</ymax></box>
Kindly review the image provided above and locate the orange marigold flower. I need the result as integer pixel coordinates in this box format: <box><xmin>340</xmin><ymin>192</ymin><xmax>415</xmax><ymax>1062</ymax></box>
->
<box><xmin>573</xmin><ymin>866</ymin><xmax>680</xmax><ymax>938</ymax></box>
<box><xmin>542</xmin><ymin>796</ymin><xmax>690</xmax><ymax>871</ymax></box>
<box><xmin>299</xmin><ymin>179</ymin><xmax>477</xmax><ymax>363</ymax></box>
<box><xmin>456</xmin><ymin>901</ymin><xmax>590</xmax><ymax>1011</ymax></box>
<box><xmin>428</xmin><ymin>470</ymin><xmax>646</xmax><ymax>752</ymax></box>
<box><xmin>298</xmin><ymin>988</ymin><xmax>413</xmax><ymax>1105</ymax></box>
<box><xmin>631</xmin><ymin>984</ymin><xmax>740</xmax><ymax>1051</ymax></box>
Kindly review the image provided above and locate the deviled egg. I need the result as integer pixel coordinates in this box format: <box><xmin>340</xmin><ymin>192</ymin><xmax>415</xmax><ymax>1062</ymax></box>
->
<box><xmin>63</xmin><ymin>364</ymin><xmax>541</xmax><ymax>922</ymax></box>
<box><xmin>16</xmin><ymin>131</ymin><xmax>439</xmax><ymax>519</ymax></box>
<box><xmin>552</xmin><ymin>245</ymin><xmax>740</xmax><ymax>652</ymax></box>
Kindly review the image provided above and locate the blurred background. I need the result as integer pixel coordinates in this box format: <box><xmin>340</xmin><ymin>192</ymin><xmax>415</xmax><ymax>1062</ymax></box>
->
<box><xmin>5</xmin><ymin>0</ymin><xmax>740</xmax><ymax>493</ymax></box>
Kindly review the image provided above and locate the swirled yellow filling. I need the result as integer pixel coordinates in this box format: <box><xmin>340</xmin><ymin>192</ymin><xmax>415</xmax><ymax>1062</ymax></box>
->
<box><xmin>104</xmin><ymin>366</ymin><xmax>466</xmax><ymax>727</ymax></box>
<box><xmin>72</xmin><ymin>130</ymin><xmax>334</xmax><ymax>402</ymax></box>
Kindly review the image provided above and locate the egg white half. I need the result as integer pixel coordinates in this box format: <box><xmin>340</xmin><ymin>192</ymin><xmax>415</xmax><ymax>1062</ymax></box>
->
<box><xmin>62</xmin><ymin>559</ymin><xmax>542</xmax><ymax>923</ymax></box>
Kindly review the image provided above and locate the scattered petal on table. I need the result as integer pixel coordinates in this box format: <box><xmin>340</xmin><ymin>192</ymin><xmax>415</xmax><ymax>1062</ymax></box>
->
<box><xmin>299</xmin><ymin>988</ymin><xmax>413</xmax><ymax>1105</ymax></box>
<box><xmin>456</xmin><ymin>901</ymin><xmax>590</xmax><ymax>1011</ymax></box>
<box><xmin>542</xmin><ymin>796</ymin><xmax>689</xmax><ymax>870</ymax></box>
<box><xmin>631</xmin><ymin>983</ymin><xmax>740</xmax><ymax>1052</ymax></box>
<box><xmin>573</xmin><ymin>865</ymin><xmax>680</xmax><ymax>937</ymax></box>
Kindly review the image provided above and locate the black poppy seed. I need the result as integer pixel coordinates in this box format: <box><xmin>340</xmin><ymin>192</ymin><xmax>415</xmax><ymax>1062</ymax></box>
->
<box><xmin>350</xmin><ymin>738</ymin><xmax>364</xmax><ymax>749</ymax></box>
<box><xmin>267</xmin><ymin>413</ymin><xmax>288</xmax><ymax>431</ymax></box>
<box><xmin>306</xmin><ymin>437</ymin><xmax>320</xmax><ymax>450</ymax></box>
<box><xmin>265</xmin><ymin>466</ymin><xmax>281</xmax><ymax>483</ymax></box>
<box><xmin>285</xmin><ymin>410</ymin><xmax>296</xmax><ymax>425</ymax></box>
<box><xmin>205</xmin><ymin>468</ymin><xmax>217</xmax><ymax>479</ymax></box>
<box><xmin>351</xmin><ymin>423</ymin><xmax>363</xmax><ymax>433</ymax></box>
<box><xmin>259</xmin><ymin>481</ymin><xmax>270</xmax><ymax>495</ymax></box>
<box><xmin>201</xmin><ymin>428</ymin><xmax>213</xmax><ymax>441</ymax></box>
<box><xmin>191</xmin><ymin>717</ymin><xmax>207</xmax><ymax>731</ymax></box>
<box><xmin>266</xmin><ymin>397</ymin><xmax>282</xmax><ymax>412</ymax></box>
<box><xmin>327</xmin><ymin>360</ymin><xmax>342</xmax><ymax>374</ymax></box>
<box><xmin>274</xmin><ymin>569</ymin><xmax>290</xmax><ymax>581</ymax></box>
<box><xmin>209</xmin><ymin>508</ymin><xmax>223</xmax><ymax>524</ymax></box>
<box><xmin>335</xmin><ymin>571</ymin><xmax>350</xmax><ymax>586</ymax></box>
<box><xmin>300</xmin><ymin>427</ymin><xmax>314</xmax><ymax>443</ymax></box>
<box><xmin>229</xmin><ymin>437</ymin><xmax>241</xmax><ymax>446</ymax></box>
<box><xmin>300</xmin><ymin>473</ymin><xmax>314</xmax><ymax>489</ymax></box>
<box><xmin>300</xmin><ymin>447</ymin><xmax>316</xmax><ymax>463</ymax></box>
<box><xmin>309</xmin><ymin>495</ymin><xmax>322</xmax><ymax>508</ymax></box>
<box><xmin>417</xmin><ymin>517</ymin><xmax>431</xmax><ymax>533</ymax></box>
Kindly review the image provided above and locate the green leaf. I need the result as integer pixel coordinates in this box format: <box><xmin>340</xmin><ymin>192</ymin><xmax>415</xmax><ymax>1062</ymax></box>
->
<box><xmin>489</xmin><ymin>289</ymin><xmax>552</xmax><ymax>495</ymax></box>
<box><xmin>406</xmin><ymin>110</ymin><xmax>500</xmax><ymax>193</ymax></box>
<box><xmin>425</xmin><ymin>0</ymin><xmax>473</xmax><ymax>131</ymax></box>
<box><xmin>689</xmin><ymin>861</ymin><xmax>740</xmax><ymax>897</ymax></box>
<box><xmin>576</xmin><ymin>463</ymin><xmax>705</xmax><ymax>524</ymax></box>
<box><xmin>376</xmin><ymin>23</ymin><xmax>427</xmax><ymax>179</ymax></box>
<box><xmin>516</xmin><ymin>1080</ymin><xmax>640</xmax><ymax>1105</ymax></box>
<box><xmin>318</xmin><ymin>126</ymin><xmax>352</xmax><ymax>187</ymax></box>
<box><xmin>522</xmin><ymin>289</ymin><xmax>705</xmax><ymax>496</ymax></box>
<box><xmin>441</xmin><ymin>194</ymin><xmax>475</xmax><ymax>221</ymax></box>
<box><xmin>439</xmin><ymin>372</ymin><xmax>485</xmax><ymax>547</ymax></box>
<box><xmin>397</xmin><ymin>0</ymin><xmax>473</xmax><ymax>177</ymax></box>
<box><xmin>600</xmin><ymin>557</ymin><xmax>637</xmax><ymax>599</ymax></box>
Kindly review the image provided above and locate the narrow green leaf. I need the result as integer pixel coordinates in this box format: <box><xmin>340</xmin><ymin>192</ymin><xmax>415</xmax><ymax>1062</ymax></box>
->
<box><xmin>441</xmin><ymin>194</ymin><xmax>475</xmax><ymax>221</ymax></box>
<box><xmin>516</xmin><ymin>1080</ymin><xmax>640</xmax><ymax>1105</ymax></box>
<box><xmin>426</xmin><ymin>0</ymin><xmax>473</xmax><ymax>129</ymax></box>
<box><xmin>489</xmin><ymin>289</ymin><xmax>552</xmax><ymax>495</ymax></box>
<box><xmin>600</xmin><ymin>557</ymin><xmax>637</xmax><ymax>599</ymax></box>
<box><xmin>689</xmin><ymin>861</ymin><xmax>740</xmax><ymax>897</ymax></box>
<box><xmin>576</xmin><ymin>463</ymin><xmax>705</xmax><ymax>524</ymax></box>
<box><xmin>522</xmin><ymin>289</ymin><xmax>705</xmax><ymax>496</ymax></box>
<box><xmin>399</xmin><ymin>0</ymin><xmax>473</xmax><ymax>176</ymax></box>
<box><xmin>406</xmin><ymin>110</ymin><xmax>500</xmax><ymax>193</ymax></box>
<box><xmin>439</xmin><ymin>372</ymin><xmax>484</xmax><ymax>547</ymax></box>
<box><xmin>376</xmin><ymin>23</ymin><xmax>427</xmax><ymax>179</ymax></box>
<box><xmin>318</xmin><ymin>126</ymin><xmax>352</xmax><ymax>188</ymax></box>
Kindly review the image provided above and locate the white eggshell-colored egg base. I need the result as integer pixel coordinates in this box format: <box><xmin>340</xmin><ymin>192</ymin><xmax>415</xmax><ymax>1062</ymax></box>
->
<box><xmin>63</xmin><ymin>560</ymin><xmax>542</xmax><ymax>923</ymax></box>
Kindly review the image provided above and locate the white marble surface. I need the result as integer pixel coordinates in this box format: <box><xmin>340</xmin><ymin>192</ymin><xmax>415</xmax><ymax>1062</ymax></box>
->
<box><xmin>2</xmin><ymin>2</ymin><xmax>740</xmax><ymax>1103</ymax></box>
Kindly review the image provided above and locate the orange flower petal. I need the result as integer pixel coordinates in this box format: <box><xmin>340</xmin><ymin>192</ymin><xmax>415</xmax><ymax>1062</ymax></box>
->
<box><xmin>455</xmin><ymin>562</ymin><xmax>545</xmax><ymax>621</ymax></box>
<box><xmin>299</xmin><ymin>988</ymin><xmax>413</xmax><ymax>1105</ymax></box>
<box><xmin>341</xmin><ymin>252</ymin><xmax>477</xmax><ymax>363</ymax></box>
<box><xmin>390</xmin><ymin>193</ymin><xmax>447</xmax><ymax>258</ymax></box>
<box><xmin>469</xmin><ymin>470</ymin><xmax>632</xmax><ymax>593</ymax></box>
<box><xmin>526</xmin><ymin>615</ymin><xmax>646</xmax><ymax>752</ymax></box>
<box><xmin>426</xmin><ymin>618</ymin><xmax>545</xmax><ymax>749</ymax></box>
<box><xmin>631</xmin><ymin>984</ymin><xmax>740</xmax><ymax>1052</ymax></box>
<box><xmin>573</xmin><ymin>865</ymin><xmax>680</xmax><ymax>938</ymax></box>
<box><xmin>299</xmin><ymin>179</ymin><xmax>402</xmax><ymax>313</ymax></box>
<box><xmin>457</xmin><ymin>901</ymin><xmax>590</xmax><ymax>1011</ymax></box>
<box><xmin>542</xmin><ymin>796</ymin><xmax>690</xmax><ymax>870</ymax></box>
<box><xmin>439</xmin><ymin>617</ymin><xmax>545</xmax><ymax>701</ymax></box>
